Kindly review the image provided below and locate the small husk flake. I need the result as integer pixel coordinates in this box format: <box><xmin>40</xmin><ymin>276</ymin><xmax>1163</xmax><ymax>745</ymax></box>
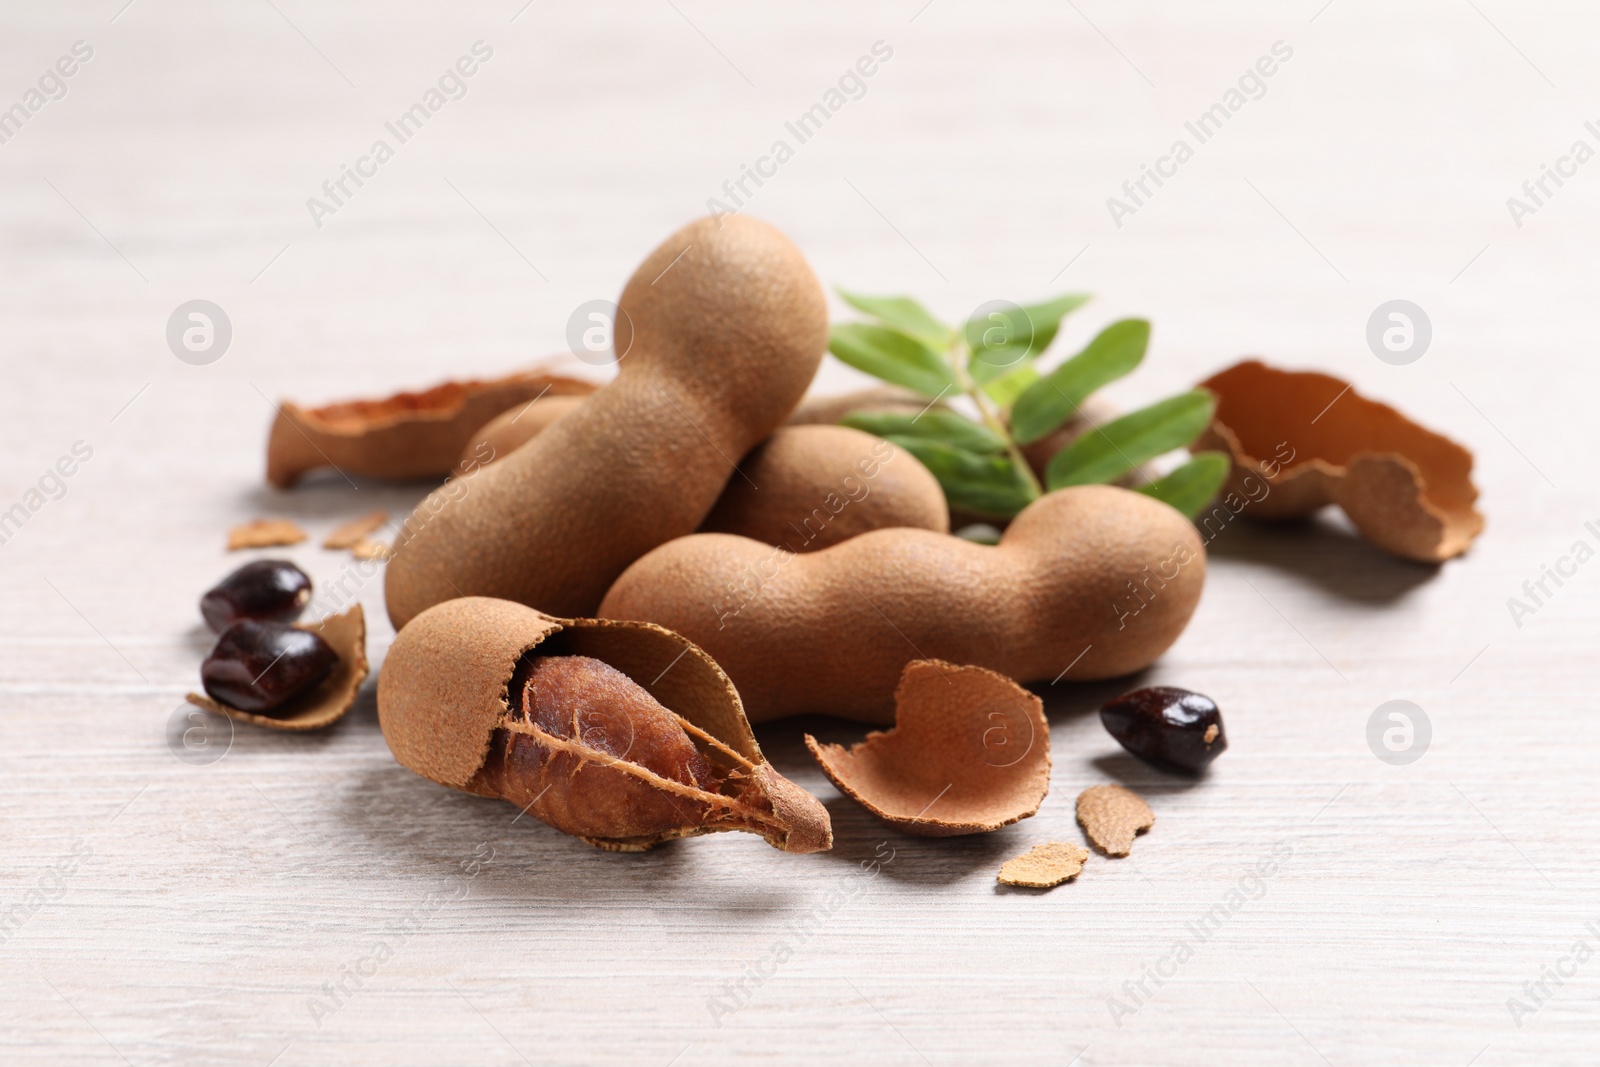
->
<box><xmin>227</xmin><ymin>518</ymin><xmax>308</xmax><ymax>551</ymax></box>
<box><xmin>998</xmin><ymin>842</ymin><xmax>1089</xmax><ymax>888</ymax></box>
<box><xmin>1076</xmin><ymin>784</ymin><xmax>1154</xmax><ymax>857</ymax></box>
<box><xmin>323</xmin><ymin>511</ymin><xmax>388</xmax><ymax>549</ymax></box>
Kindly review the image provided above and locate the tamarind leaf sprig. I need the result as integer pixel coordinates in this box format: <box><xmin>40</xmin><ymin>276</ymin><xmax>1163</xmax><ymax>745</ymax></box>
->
<box><xmin>827</xmin><ymin>287</ymin><xmax>1229</xmax><ymax>521</ymax></box>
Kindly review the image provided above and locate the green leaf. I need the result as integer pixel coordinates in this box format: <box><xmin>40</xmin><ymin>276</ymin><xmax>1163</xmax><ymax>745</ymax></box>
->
<box><xmin>1135</xmin><ymin>452</ymin><xmax>1231</xmax><ymax>518</ymax></box>
<box><xmin>964</xmin><ymin>293</ymin><xmax>1092</xmax><ymax>383</ymax></box>
<box><xmin>836</xmin><ymin>288</ymin><xmax>952</xmax><ymax>347</ymax></box>
<box><xmin>829</xmin><ymin>323</ymin><xmax>958</xmax><ymax>399</ymax></box>
<box><xmin>1045</xmin><ymin>389</ymin><xmax>1216</xmax><ymax>490</ymax></box>
<box><xmin>1009</xmin><ymin>319</ymin><xmax>1151</xmax><ymax>444</ymax></box>
<box><xmin>840</xmin><ymin>409</ymin><xmax>1006</xmax><ymax>454</ymax></box>
<box><xmin>953</xmin><ymin>523</ymin><xmax>1002</xmax><ymax>545</ymax></box>
<box><xmin>980</xmin><ymin>362</ymin><xmax>1040</xmax><ymax>408</ymax></box>
<box><xmin>968</xmin><ymin>346</ymin><xmax>1033</xmax><ymax>386</ymax></box>
<box><xmin>886</xmin><ymin>436</ymin><xmax>1038</xmax><ymax>518</ymax></box>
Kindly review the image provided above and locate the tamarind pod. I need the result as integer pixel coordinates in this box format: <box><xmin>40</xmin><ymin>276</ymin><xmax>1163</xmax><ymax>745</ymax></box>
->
<box><xmin>600</xmin><ymin>485</ymin><xmax>1206</xmax><ymax>723</ymax></box>
<box><xmin>385</xmin><ymin>215</ymin><xmax>827</xmax><ymax>626</ymax></box>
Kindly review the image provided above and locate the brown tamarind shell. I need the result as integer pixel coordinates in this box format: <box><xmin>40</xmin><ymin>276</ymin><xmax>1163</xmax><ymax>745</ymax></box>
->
<box><xmin>265</xmin><ymin>367</ymin><xmax>596</xmax><ymax>488</ymax></box>
<box><xmin>1196</xmin><ymin>360</ymin><xmax>1483</xmax><ymax>563</ymax></box>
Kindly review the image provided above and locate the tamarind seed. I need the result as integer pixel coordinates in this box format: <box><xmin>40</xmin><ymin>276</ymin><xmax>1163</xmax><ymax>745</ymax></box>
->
<box><xmin>201</xmin><ymin>620</ymin><xmax>338</xmax><ymax>712</ymax></box>
<box><xmin>200</xmin><ymin>559</ymin><xmax>312</xmax><ymax>632</ymax></box>
<box><xmin>1099</xmin><ymin>686</ymin><xmax>1226</xmax><ymax>774</ymax></box>
<box><xmin>478</xmin><ymin>655</ymin><xmax>723</xmax><ymax>841</ymax></box>
<box><xmin>516</xmin><ymin>655</ymin><xmax>716</xmax><ymax>787</ymax></box>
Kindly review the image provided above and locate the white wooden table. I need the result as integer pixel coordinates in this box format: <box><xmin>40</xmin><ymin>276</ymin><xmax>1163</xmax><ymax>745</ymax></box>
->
<box><xmin>3</xmin><ymin>2</ymin><xmax>1596</xmax><ymax>1063</ymax></box>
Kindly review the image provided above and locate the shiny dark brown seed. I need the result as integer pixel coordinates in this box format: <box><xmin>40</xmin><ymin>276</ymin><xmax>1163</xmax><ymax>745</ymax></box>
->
<box><xmin>200</xmin><ymin>559</ymin><xmax>312</xmax><ymax>632</ymax></box>
<box><xmin>201</xmin><ymin>620</ymin><xmax>338</xmax><ymax>713</ymax></box>
<box><xmin>1099</xmin><ymin>686</ymin><xmax>1226</xmax><ymax>774</ymax></box>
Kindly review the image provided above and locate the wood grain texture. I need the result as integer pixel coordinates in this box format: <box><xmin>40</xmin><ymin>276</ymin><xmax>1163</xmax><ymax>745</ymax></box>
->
<box><xmin>3</xmin><ymin>1</ymin><xmax>1598</xmax><ymax>1064</ymax></box>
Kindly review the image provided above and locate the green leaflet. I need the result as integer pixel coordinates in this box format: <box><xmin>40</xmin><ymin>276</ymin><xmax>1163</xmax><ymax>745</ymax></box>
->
<box><xmin>1046</xmin><ymin>389</ymin><xmax>1216</xmax><ymax>490</ymax></box>
<box><xmin>829</xmin><ymin>287</ymin><xmax>1200</xmax><ymax>514</ymax></box>
<box><xmin>1135</xmin><ymin>452</ymin><xmax>1231</xmax><ymax>518</ymax></box>
<box><xmin>964</xmin><ymin>293</ymin><xmax>1092</xmax><ymax>385</ymax></box>
<box><xmin>1010</xmin><ymin>319</ymin><xmax>1150</xmax><ymax>444</ymax></box>
<box><xmin>835</xmin><ymin>288</ymin><xmax>952</xmax><ymax>348</ymax></box>
<box><xmin>886</xmin><ymin>436</ymin><xmax>1039</xmax><ymax>519</ymax></box>
<box><xmin>979</xmin><ymin>362</ymin><xmax>1041</xmax><ymax>408</ymax></box>
<box><xmin>840</xmin><ymin>409</ymin><xmax>1007</xmax><ymax>455</ymax></box>
<box><xmin>828</xmin><ymin>323</ymin><xmax>958</xmax><ymax>399</ymax></box>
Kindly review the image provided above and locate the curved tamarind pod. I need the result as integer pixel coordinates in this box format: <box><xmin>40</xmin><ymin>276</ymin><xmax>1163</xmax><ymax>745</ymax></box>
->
<box><xmin>378</xmin><ymin>597</ymin><xmax>832</xmax><ymax>853</ymax></box>
<box><xmin>456</xmin><ymin>395</ymin><xmax>586</xmax><ymax>471</ymax></box>
<box><xmin>600</xmin><ymin>485</ymin><xmax>1206</xmax><ymax>724</ymax></box>
<box><xmin>384</xmin><ymin>215</ymin><xmax>828</xmax><ymax>626</ymax></box>
<box><xmin>699</xmin><ymin>427</ymin><xmax>948</xmax><ymax>551</ymax></box>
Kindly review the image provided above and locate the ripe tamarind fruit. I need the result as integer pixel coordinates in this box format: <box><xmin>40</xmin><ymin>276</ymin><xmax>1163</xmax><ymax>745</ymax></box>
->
<box><xmin>378</xmin><ymin>597</ymin><xmax>832</xmax><ymax>853</ymax></box>
<box><xmin>384</xmin><ymin>215</ymin><xmax>828</xmax><ymax>627</ymax></box>
<box><xmin>600</xmin><ymin>485</ymin><xmax>1206</xmax><ymax>723</ymax></box>
<box><xmin>698</xmin><ymin>427</ymin><xmax>948</xmax><ymax>551</ymax></box>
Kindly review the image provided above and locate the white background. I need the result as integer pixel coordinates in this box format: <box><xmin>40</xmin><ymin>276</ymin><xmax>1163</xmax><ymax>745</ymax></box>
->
<box><xmin>2</xmin><ymin>1</ymin><xmax>1596</xmax><ymax>1064</ymax></box>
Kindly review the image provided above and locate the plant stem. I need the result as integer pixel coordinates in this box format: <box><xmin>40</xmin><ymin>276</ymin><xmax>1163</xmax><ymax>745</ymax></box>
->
<box><xmin>949</xmin><ymin>338</ymin><xmax>1045</xmax><ymax>500</ymax></box>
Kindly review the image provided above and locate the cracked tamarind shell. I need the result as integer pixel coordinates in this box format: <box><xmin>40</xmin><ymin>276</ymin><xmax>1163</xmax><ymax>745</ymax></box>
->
<box><xmin>377</xmin><ymin>597</ymin><xmax>832</xmax><ymax>854</ymax></box>
<box><xmin>805</xmin><ymin>660</ymin><xmax>1050</xmax><ymax>836</ymax></box>
<box><xmin>265</xmin><ymin>366</ymin><xmax>596</xmax><ymax>488</ymax></box>
<box><xmin>1197</xmin><ymin>360</ymin><xmax>1484</xmax><ymax>562</ymax></box>
<box><xmin>383</xmin><ymin>215</ymin><xmax>828</xmax><ymax>627</ymax></box>
<box><xmin>601</xmin><ymin>484</ymin><xmax>1205</xmax><ymax>723</ymax></box>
